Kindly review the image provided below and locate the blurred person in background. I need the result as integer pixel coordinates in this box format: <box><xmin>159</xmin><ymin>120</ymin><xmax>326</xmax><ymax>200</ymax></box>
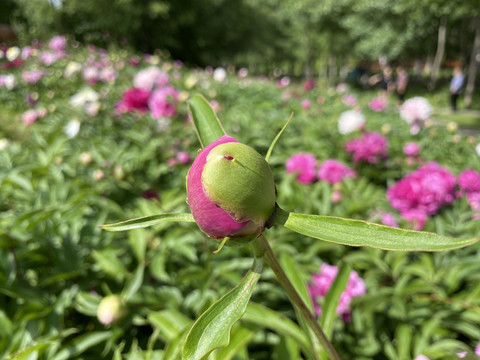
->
<box><xmin>449</xmin><ymin>66</ymin><xmax>464</xmax><ymax>112</ymax></box>
<box><xmin>395</xmin><ymin>66</ymin><xmax>409</xmax><ymax>104</ymax></box>
<box><xmin>369</xmin><ymin>66</ymin><xmax>394</xmax><ymax>99</ymax></box>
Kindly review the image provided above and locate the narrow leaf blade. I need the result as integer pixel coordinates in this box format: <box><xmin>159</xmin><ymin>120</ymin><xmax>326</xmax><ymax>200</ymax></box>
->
<box><xmin>100</xmin><ymin>213</ymin><xmax>194</xmax><ymax>232</ymax></box>
<box><xmin>320</xmin><ymin>262</ymin><xmax>351</xmax><ymax>339</ymax></box>
<box><xmin>188</xmin><ymin>94</ymin><xmax>226</xmax><ymax>148</ymax></box>
<box><xmin>265</xmin><ymin>112</ymin><xmax>293</xmax><ymax>163</ymax></box>
<box><xmin>182</xmin><ymin>256</ymin><xmax>263</xmax><ymax>360</ymax></box>
<box><xmin>273</xmin><ymin>209</ymin><xmax>479</xmax><ymax>251</ymax></box>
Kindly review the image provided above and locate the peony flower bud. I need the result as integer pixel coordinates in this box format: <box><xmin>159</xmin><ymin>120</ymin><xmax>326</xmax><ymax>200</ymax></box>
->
<box><xmin>186</xmin><ymin>135</ymin><xmax>276</xmax><ymax>243</ymax></box>
<box><xmin>97</xmin><ymin>295</ymin><xmax>126</xmax><ymax>325</ymax></box>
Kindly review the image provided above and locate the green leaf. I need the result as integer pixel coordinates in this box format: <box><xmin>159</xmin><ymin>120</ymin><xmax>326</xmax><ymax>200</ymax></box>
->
<box><xmin>6</xmin><ymin>342</ymin><xmax>51</xmax><ymax>360</ymax></box>
<box><xmin>188</xmin><ymin>94</ymin><xmax>226</xmax><ymax>148</ymax></box>
<box><xmin>148</xmin><ymin>310</ymin><xmax>192</xmax><ymax>342</ymax></box>
<box><xmin>243</xmin><ymin>302</ymin><xmax>311</xmax><ymax>353</ymax></box>
<box><xmin>320</xmin><ymin>262</ymin><xmax>351</xmax><ymax>340</ymax></box>
<box><xmin>213</xmin><ymin>326</ymin><xmax>254</xmax><ymax>360</ymax></box>
<box><xmin>271</xmin><ymin>208</ymin><xmax>479</xmax><ymax>251</ymax></box>
<box><xmin>182</xmin><ymin>256</ymin><xmax>263</xmax><ymax>360</ymax></box>
<box><xmin>100</xmin><ymin>213</ymin><xmax>195</xmax><ymax>232</ymax></box>
<box><xmin>265</xmin><ymin>112</ymin><xmax>293</xmax><ymax>163</ymax></box>
<box><xmin>53</xmin><ymin>331</ymin><xmax>112</xmax><ymax>360</ymax></box>
<box><xmin>396</xmin><ymin>324</ymin><xmax>412</xmax><ymax>360</ymax></box>
<box><xmin>123</xmin><ymin>264</ymin><xmax>144</xmax><ymax>301</ymax></box>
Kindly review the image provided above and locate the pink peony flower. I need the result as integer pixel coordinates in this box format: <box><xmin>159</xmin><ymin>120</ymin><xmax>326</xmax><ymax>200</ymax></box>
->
<box><xmin>22</xmin><ymin>70</ymin><xmax>44</xmax><ymax>84</ymax></box>
<box><xmin>342</xmin><ymin>94</ymin><xmax>357</xmax><ymax>107</ymax></box>
<box><xmin>303</xmin><ymin>79</ymin><xmax>315</xmax><ymax>92</ymax></box>
<box><xmin>387</xmin><ymin>162</ymin><xmax>456</xmax><ymax>230</ymax></box>
<box><xmin>381</xmin><ymin>213</ymin><xmax>398</xmax><ymax>228</ymax></box>
<box><xmin>22</xmin><ymin>109</ymin><xmax>39</xmax><ymax>126</ymax></box>
<box><xmin>457</xmin><ymin>352</ymin><xmax>467</xmax><ymax>358</ymax></box>
<box><xmin>286</xmin><ymin>153</ymin><xmax>317</xmax><ymax>184</ymax></box>
<box><xmin>414</xmin><ymin>356</ymin><xmax>430</xmax><ymax>360</ymax></box>
<box><xmin>148</xmin><ymin>86</ymin><xmax>179</xmax><ymax>118</ymax></box>
<box><xmin>39</xmin><ymin>51</ymin><xmax>58</xmax><ymax>66</ymax></box>
<box><xmin>301</xmin><ymin>99</ymin><xmax>311</xmax><ymax>110</ymax></box>
<box><xmin>317</xmin><ymin>159</ymin><xmax>356</xmax><ymax>184</ymax></box>
<box><xmin>466</xmin><ymin>192</ymin><xmax>480</xmax><ymax>211</ymax></box>
<box><xmin>82</xmin><ymin>66</ymin><xmax>99</xmax><ymax>85</ymax></box>
<box><xmin>309</xmin><ymin>263</ymin><xmax>366</xmax><ymax>321</ymax></box>
<box><xmin>400</xmin><ymin>97</ymin><xmax>432</xmax><ymax>135</ymax></box>
<box><xmin>458</xmin><ymin>169</ymin><xmax>480</xmax><ymax>193</ymax></box>
<box><xmin>116</xmin><ymin>88</ymin><xmax>152</xmax><ymax>114</ymax></box>
<box><xmin>276</xmin><ymin>76</ymin><xmax>290</xmax><ymax>88</ymax></box>
<box><xmin>368</xmin><ymin>97</ymin><xmax>387</xmax><ymax>112</ymax></box>
<box><xmin>176</xmin><ymin>151</ymin><xmax>191</xmax><ymax>164</ymax></box>
<box><xmin>49</xmin><ymin>36</ymin><xmax>67</xmax><ymax>52</ymax></box>
<box><xmin>345</xmin><ymin>132</ymin><xmax>388</xmax><ymax>164</ymax></box>
<box><xmin>331</xmin><ymin>190</ymin><xmax>342</xmax><ymax>203</ymax></box>
<box><xmin>403</xmin><ymin>142</ymin><xmax>420</xmax><ymax>157</ymax></box>
<box><xmin>99</xmin><ymin>67</ymin><xmax>117</xmax><ymax>83</ymax></box>
<box><xmin>133</xmin><ymin>66</ymin><xmax>169</xmax><ymax>91</ymax></box>
<box><xmin>475</xmin><ymin>343</ymin><xmax>480</xmax><ymax>356</ymax></box>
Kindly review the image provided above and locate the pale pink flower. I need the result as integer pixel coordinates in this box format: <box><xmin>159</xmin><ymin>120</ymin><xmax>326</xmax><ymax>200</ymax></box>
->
<box><xmin>403</xmin><ymin>142</ymin><xmax>420</xmax><ymax>157</ymax></box>
<box><xmin>457</xmin><ymin>352</ymin><xmax>467</xmax><ymax>358</ymax></box>
<box><xmin>39</xmin><ymin>51</ymin><xmax>58</xmax><ymax>66</ymax></box>
<box><xmin>133</xmin><ymin>66</ymin><xmax>169</xmax><ymax>91</ymax></box>
<box><xmin>22</xmin><ymin>70</ymin><xmax>44</xmax><ymax>84</ymax></box>
<box><xmin>22</xmin><ymin>109</ymin><xmax>39</xmax><ymax>126</ymax></box>
<box><xmin>414</xmin><ymin>356</ymin><xmax>430</xmax><ymax>360</ymax></box>
<box><xmin>49</xmin><ymin>36</ymin><xmax>67</xmax><ymax>52</ymax></box>
<box><xmin>176</xmin><ymin>152</ymin><xmax>191</xmax><ymax>164</ymax></box>
<box><xmin>99</xmin><ymin>67</ymin><xmax>117</xmax><ymax>83</ymax></box>
<box><xmin>82</xmin><ymin>66</ymin><xmax>99</xmax><ymax>85</ymax></box>
<box><xmin>475</xmin><ymin>343</ymin><xmax>480</xmax><ymax>356</ymax></box>
<box><xmin>466</xmin><ymin>192</ymin><xmax>480</xmax><ymax>211</ymax></box>
<box><xmin>342</xmin><ymin>94</ymin><xmax>357</xmax><ymax>107</ymax></box>
<box><xmin>381</xmin><ymin>213</ymin><xmax>398</xmax><ymax>228</ymax></box>
<box><xmin>285</xmin><ymin>153</ymin><xmax>317</xmax><ymax>184</ymax></box>
<box><xmin>276</xmin><ymin>76</ymin><xmax>290</xmax><ymax>88</ymax></box>
<box><xmin>301</xmin><ymin>99</ymin><xmax>311</xmax><ymax>110</ymax></box>
<box><xmin>400</xmin><ymin>97</ymin><xmax>432</xmax><ymax>135</ymax></box>
<box><xmin>338</xmin><ymin>110</ymin><xmax>365</xmax><ymax>135</ymax></box>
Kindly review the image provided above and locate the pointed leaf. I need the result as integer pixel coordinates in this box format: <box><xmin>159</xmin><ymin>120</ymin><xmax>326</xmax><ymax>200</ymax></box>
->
<box><xmin>320</xmin><ymin>262</ymin><xmax>351</xmax><ymax>360</ymax></box>
<box><xmin>188</xmin><ymin>94</ymin><xmax>226</xmax><ymax>148</ymax></box>
<box><xmin>182</xmin><ymin>256</ymin><xmax>263</xmax><ymax>360</ymax></box>
<box><xmin>265</xmin><ymin>113</ymin><xmax>293</xmax><ymax>163</ymax></box>
<box><xmin>271</xmin><ymin>208</ymin><xmax>479</xmax><ymax>251</ymax></box>
<box><xmin>100</xmin><ymin>213</ymin><xmax>194</xmax><ymax>232</ymax></box>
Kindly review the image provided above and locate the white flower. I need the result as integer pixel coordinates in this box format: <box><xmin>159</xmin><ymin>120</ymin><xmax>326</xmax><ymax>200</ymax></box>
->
<box><xmin>6</xmin><ymin>47</ymin><xmax>20</xmax><ymax>61</ymax></box>
<box><xmin>338</xmin><ymin>110</ymin><xmax>366</xmax><ymax>135</ymax></box>
<box><xmin>0</xmin><ymin>138</ymin><xmax>9</xmax><ymax>151</ymax></box>
<box><xmin>213</xmin><ymin>67</ymin><xmax>227</xmax><ymax>83</ymax></box>
<box><xmin>70</xmin><ymin>88</ymin><xmax>99</xmax><ymax>107</ymax></box>
<box><xmin>64</xmin><ymin>61</ymin><xmax>82</xmax><ymax>77</ymax></box>
<box><xmin>476</xmin><ymin>143</ymin><xmax>480</xmax><ymax>157</ymax></box>
<box><xmin>64</xmin><ymin>119</ymin><xmax>81</xmax><ymax>138</ymax></box>
<box><xmin>0</xmin><ymin>74</ymin><xmax>17</xmax><ymax>90</ymax></box>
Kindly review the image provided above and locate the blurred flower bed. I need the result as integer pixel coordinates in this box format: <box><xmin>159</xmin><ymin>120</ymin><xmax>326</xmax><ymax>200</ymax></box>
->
<box><xmin>0</xmin><ymin>36</ymin><xmax>480</xmax><ymax>359</ymax></box>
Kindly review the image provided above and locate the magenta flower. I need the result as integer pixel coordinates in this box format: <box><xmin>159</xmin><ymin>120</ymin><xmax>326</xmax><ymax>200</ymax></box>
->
<box><xmin>368</xmin><ymin>97</ymin><xmax>387</xmax><ymax>112</ymax></box>
<box><xmin>317</xmin><ymin>159</ymin><xmax>356</xmax><ymax>184</ymax></box>
<box><xmin>148</xmin><ymin>86</ymin><xmax>179</xmax><ymax>118</ymax></box>
<box><xmin>458</xmin><ymin>169</ymin><xmax>480</xmax><ymax>193</ymax></box>
<box><xmin>176</xmin><ymin>151</ymin><xmax>191</xmax><ymax>164</ymax></box>
<box><xmin>116</xmin><ymin>88</ymin><xmax>152</xmax><ymax>114</ymax></box>
<box><xmin>345</xmin><ymin>132</ymin><xmax>388</xmax><ymax>164</ymax></box>
<box><xmin>286</xmin><ymin>153</ymin><xmax>317</xmax><ymax>184</ymax></box>
<box><xmin>381</xmin><ymin>213</ymin><xmax>398</xmax><ymax>228</ymax></box>
<box><xmin>309</xmin><ymin>263</ymin><xmax>366</xmax><ymax>321</ymax></box>
<box><xmin>186</xmin><ymin>135</ymin><xmax>276</xmax><ymax>240</ymax></box>
<box><xmin>403</xmin><ymin>142</ymin><xmax>420</xmax><ymax>157</ymax></box>
<box><xmin>303</xmin><ymin>79</ymin><xmax>315</xmax><ymax>92</ymax></box>
<box><xmin>387</xmin><ymin>162</ymin><xmax>456</xmax><ymax>230</ymax></box>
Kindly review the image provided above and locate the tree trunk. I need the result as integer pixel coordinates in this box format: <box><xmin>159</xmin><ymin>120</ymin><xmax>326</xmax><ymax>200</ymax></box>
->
<box><xmin>429</xmin><ymin>16</ymin><xmax>447</xmax><ymax>90</ymax></box>
<box><xmin>464</xmin><ymin>16</ymin><xmax>480</xmax><ymax>108</ymax></box>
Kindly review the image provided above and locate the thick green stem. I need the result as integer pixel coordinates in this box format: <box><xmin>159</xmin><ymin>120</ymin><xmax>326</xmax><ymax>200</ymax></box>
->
<box><xmin>256</xmin><ymin>234</ymin><xmax>341</xmax><ymax>360</ymax></box>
